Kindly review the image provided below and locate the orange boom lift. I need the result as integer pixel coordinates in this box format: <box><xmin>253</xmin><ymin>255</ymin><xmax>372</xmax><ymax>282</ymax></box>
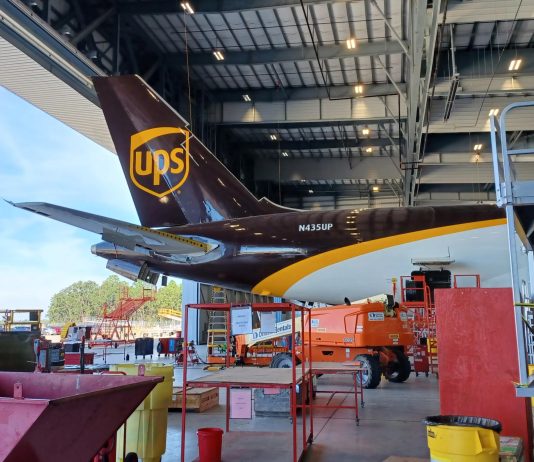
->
<box><xmin>233</xmin><ymin>296</ymin><xmax>413</xmax><ymax>389</ymax></box>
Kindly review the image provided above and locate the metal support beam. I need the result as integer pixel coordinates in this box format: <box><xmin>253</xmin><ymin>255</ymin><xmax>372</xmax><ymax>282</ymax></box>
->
<box><xmin>170</xmin><ymin>40</ymin><xmax>406</xmax><ymax>67</ymax></box>
<box><xmin>370</xmin><ymin>0</ymin><xmax>410</xmax><ymax>57</ymax></box>
<box><xmin>71</xmin><ymin>7</ymin><xmax>115</xmax><ymax>45</ymax></box>
<box><xmin>404</xmin><ymin>0</ymin><xmax>427</xmax><ymax>204</ymax></box>
<box><xmin>375</xmin><ymin>56</ymin><xmax>407</xmax><ymax>103</ymax></box>
<box><xmin>213</xmin><ymin>95</ymin><xmax>407</xmax><ymax>126</ymax></box>
<box><xmin>120</xmin><ymin>0</ymin><xmax>348</xmax><ymax>15</ymax></box>
<box><xmin>143</xmin><ymin>57</ymin><xmax>162</xmax><ymax>82</ymax></box>
<box><xmin>0</xmin><ymin>0</ymin><xmax>104</xmax><ymax>104</ymax></box>
<box><xmin>414</xmin><ymin>0</ymin><xmax>441</xmax><ymax>162</ymax></box>
<box><xmin>112</xmin><ymin>11</ymin><xmax>120</xmax><ymax>74</ymax></box>
<box><xmin>378</xmin><ymin>122</ymin><xmax>403</xmax><ymax>176</ymax></box>
<box><xmin>235</xmin><ymin>137</ymin><xmax>398</xmax><ymax>151</ymax></box>
<box><xmin>255</xmin><ymin>157</ymin><xmax>401</xmax><ymax>182</ymax></box>
<box><xmin>214</xmin><ymin>82</ymin><xmax>405</xmax><ymax>102</ymax></box>
<box><xmin>219</xmin><ymin>118</ymin><xmax>406</xmax><ymax>129</ymax></box>
<box><xmin>379</xmin><ymin>96</ymin><xmax>406</xmax><ymax>139</ymax></box>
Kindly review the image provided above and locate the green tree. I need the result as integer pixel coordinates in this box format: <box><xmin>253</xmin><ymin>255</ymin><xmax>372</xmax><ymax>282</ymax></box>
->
<box><xmin>128</xmin><ymin>280</ymin><xmax>182</xmax><ymax>322</ymax></box>
<box><xmin>47</xmin><ymin>281</ymin><xmax>100</xmax><ymax>323</ymax></box>
<box><xmin>98</xmin><ymin>275</ymin><xmax>129</xmax><ymax>310</ymax></box>
<box><xmin>154</xmin><ymin>280</ymin><xmax>182</xmax><ymax>312</ymax></box>
<box><xmin>47</xmin><ymin>277</ymin><xmax>183</xmax><ymax>325</ymax></box>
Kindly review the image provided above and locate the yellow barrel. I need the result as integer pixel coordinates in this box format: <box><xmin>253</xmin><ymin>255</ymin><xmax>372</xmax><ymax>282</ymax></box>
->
<box><xmin>111</xmin><ymin>363</ymin><xmax>173</xmax><ymax>462</ymax></box>
<box><xmin>425</xmin><ymin>416</ymin><xmax>501</xmax><ymax>462</ymax></box>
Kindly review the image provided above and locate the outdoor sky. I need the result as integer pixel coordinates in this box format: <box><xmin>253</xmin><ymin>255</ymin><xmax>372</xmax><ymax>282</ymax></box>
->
<box><xmin>0</xmin><ymin>86</ymin><xmax>139</xmax><ymax>313</ymax></box>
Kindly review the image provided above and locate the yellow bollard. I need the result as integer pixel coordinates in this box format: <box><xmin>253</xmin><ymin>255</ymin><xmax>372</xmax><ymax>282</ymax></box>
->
<box><xmin>111</xmin><ymin>363</ymin><xmax>173</xmax><ymax>462</ymax></box>
<box><xmin>425</xmin><ymin>415</ymin><xmax>501</xmax><ymax>461</ymax></box>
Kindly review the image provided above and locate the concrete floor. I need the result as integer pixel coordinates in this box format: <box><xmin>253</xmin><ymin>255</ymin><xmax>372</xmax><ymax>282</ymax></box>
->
<box><xmin>164</xmin><ymin>368</ymin><xmax>439</xmax><ymax>462</ymax></box>
<box><xmin>91</xmin><ymin>344</ymin><xmax>438</xmax><ymax>461</ymax></box>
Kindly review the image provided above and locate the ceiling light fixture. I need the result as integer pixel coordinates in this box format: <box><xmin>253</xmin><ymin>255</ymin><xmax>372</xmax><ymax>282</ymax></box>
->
<box><xmin>362</xmin><ymin>128</ymin><xmax>370</xmax><ymax>136</ymax></box>
<box><xmin>443</xmin><ymin>73</ymin><xmax>460</xmax><ymax>121</ymax></box>
<box><xmin>346</xmin><ymin>37</ymin><xmax>357</xmax><ymax>49</ymax></box>
<box><xmin>509</xmin><ymin>59</ymin><xmax>522</xmax><ymax>71</ymax></box>
<box><xmin>488</xmin><ymin>108</ymin><xmax>499</xmax><ymax>117</ymax></box>
<box><xmin>473</xmin><ymin>144</ymin><xmax>483</xmax><ymax>152</ymax></box>
<box><xmin>308</xmin><ymin>189</ymin><xmax>314</xmax><ymax>194</ymax></box>
<box><xmin>354</xmin><ymin>84</ymin><xmax>363</xmax><ymax>95</ymax></box>
<box><xmin>242</xmin><ymin>94</ymin><xmax>251</xmax><ymax>102</ymax></box>
<box><xmin>282</xmin><ymin>151</ymin><xmax>289</xmax><ymax>157</ymax></box>
<box><xmin>270</xmin><ymin>134</ymin><xmax>277</xmax><ymax>141</ymax></box>
<box><xmin>372</xmin><ymin>186</ymin><xmax>380</xmax><ymax>192</ymax></box>
<box><xmin>365</xmin><ymin>147</ymin><xmax>372</xmax><ymax>153</ymax></box>
<box><xmin>213</xmin><ymin>50</ymin><xmax>225</xmax><ymax>61</ymax></box>
<box><xmin>180</xmin><ymin>2</ymin><xmax>194</xmax><ymax>14</ymax></box>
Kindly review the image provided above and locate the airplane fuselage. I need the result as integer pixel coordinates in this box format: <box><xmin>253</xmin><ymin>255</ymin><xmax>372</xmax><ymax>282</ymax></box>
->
<box><xmin>97</xmin><ymin>204</ymin><xmax>510</xmax><ymax>304</ymax></box>
<box><xmin>16</xmin><ymin>77</ymin><xmax>513</xmax><ymax>305</ymax></box>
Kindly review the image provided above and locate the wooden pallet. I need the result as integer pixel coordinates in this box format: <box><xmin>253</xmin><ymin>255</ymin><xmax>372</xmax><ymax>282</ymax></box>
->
<box><xmin>169</xmin><ymin>386</ymin><xmax>219</xmax><ymax>412</ymax></box>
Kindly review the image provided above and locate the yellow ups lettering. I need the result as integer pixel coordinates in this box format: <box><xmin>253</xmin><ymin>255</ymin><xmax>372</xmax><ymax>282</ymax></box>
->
<box><xmin>170</xmin><ymin>147</ymin><xmax>185</xmax><ymax>174</ymax></box>
<box><xmin>153</xmin><ymin>149</ymin><xmax>171</xmax><ymax>185</ymax></box>
<box><xmin>134</xmin><ymin>151</ymin><xmax>153</xmax><ymax>176</ymax></box>
<box><xmin>130</xmin><ymin>127</ymin><xmax>190</xmax><ymax>198</ymax></box>
<box><xmin>134</xmin><ymin>149</ymin><xmax>185</xmax><ymax>185</ymax></box>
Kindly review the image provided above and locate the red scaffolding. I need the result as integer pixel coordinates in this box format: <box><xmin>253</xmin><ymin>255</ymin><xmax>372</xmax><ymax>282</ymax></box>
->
<box><xmin>400</xmin><ymin>273</ymin><xmax>481</xmax><ymax>376</ymax></box>
<box><xmin>180</xmin><ymin>302</ymin><xmax>314</xmax><ymax>462</ymax></box>
<box><xmin>91</xmin><ymin>287</ymin><xmax>155</xmax><ymax>345</ymax></box>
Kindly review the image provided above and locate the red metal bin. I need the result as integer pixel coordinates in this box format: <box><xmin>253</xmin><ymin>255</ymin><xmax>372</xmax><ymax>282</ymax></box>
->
<box><xmin>0</xmin><ymin>371</ymin><xmax>161</xmax><ymax>462</ymax></box>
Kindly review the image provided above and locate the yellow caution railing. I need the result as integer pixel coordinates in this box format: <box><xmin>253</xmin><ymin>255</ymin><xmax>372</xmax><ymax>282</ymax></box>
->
<box><xmin>158</xmin><ymin>308</ymin><xmax>182</xmax><ymax>320</ymax></box>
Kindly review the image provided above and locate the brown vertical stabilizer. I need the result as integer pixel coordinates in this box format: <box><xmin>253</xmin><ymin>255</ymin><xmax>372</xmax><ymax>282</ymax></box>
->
<box><xmin>93</xmin><ymin>75</ymin><xmax>279</xmax><ymax>226</ymax></box>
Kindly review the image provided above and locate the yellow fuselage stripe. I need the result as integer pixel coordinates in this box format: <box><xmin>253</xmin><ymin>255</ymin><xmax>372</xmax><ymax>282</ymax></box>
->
<box><xmin>252</xmin><ymin>218</ymin><xmax>506</xmax><ymax>296</ymax></box>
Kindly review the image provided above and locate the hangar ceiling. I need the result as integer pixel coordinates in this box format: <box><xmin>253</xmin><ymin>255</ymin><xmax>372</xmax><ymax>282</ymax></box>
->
<box><xmin>1</xmin><ymin>0</ymin><xmax>534</xmax><ymax>210</ymax></box>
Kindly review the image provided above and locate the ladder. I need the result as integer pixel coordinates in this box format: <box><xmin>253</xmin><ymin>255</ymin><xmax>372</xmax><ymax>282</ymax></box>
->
<box><xmin>206</xmin><ymin>287</ymin><xmax>228</xmax><ymax>361</ymax></box>
<box><xmin>490</xmin><ymin>103</ymin><xmax>534</xmax><ymax>396</ymax></box>
<box><xmin>400</xmin><ymin>276</ymin><xmax>439</xmax><ymax>376</ymax></box>
<box><xmin>426</xmin><ymin>301</ymin><xmax>438</xmax><ymax>375</ymax></box>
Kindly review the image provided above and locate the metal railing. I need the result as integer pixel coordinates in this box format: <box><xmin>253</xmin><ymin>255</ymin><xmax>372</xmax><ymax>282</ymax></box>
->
<box><xmin>490</xmin><ymin>102</ymin><xmax>534</xmax><ymax>394</ymax></box>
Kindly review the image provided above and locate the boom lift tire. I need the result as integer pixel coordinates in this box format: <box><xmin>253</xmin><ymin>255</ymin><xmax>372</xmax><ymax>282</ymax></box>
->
<box><xmin>269</xmin><ymin>353</ymin><xmax>283</xmax><ymax>368</ymax></box>
<box><xmin>271</xmin><ymin>352</ymin><xmax>300</xmax><ymax>368</ymax></box>
<box><xmin>356</xmin><ymin>354</ymin><xmax>381</xmax><ymax>389</ymax></box>
<box><xmin>385</xmin><ymin>349</ymin><xmax>411</xmax><ymax>383</ymax></box>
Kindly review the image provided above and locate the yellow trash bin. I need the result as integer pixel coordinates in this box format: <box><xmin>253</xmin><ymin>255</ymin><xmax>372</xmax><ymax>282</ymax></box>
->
<box><xmin>425</xmin><ymin>415</ymin><xmax>501</xmax><ymax>462</ymax></box>
<box><xmin>111</xmin><ymin>363</ymin><xmax>173</xmax><ymax>462</ymax></box>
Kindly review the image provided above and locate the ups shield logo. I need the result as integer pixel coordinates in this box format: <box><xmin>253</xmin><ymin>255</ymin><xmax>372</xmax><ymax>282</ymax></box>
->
<box><xmin>130</xmin><ymin>127</ymin><xmax>190</xmax><ymax>198</ymax></box>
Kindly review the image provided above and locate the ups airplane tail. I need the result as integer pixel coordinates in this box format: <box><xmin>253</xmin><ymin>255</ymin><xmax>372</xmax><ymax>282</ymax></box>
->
<box><xmin>93</xmin><ymin>75</ymin><xmax>286</xmax><ymax>227</ymax></box>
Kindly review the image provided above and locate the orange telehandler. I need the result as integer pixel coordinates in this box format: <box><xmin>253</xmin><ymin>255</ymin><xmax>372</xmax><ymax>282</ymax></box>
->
<box><xmin>234</xmin><ymin>296</ymin><xmax>414</xmax><ymax>389</ymax></box>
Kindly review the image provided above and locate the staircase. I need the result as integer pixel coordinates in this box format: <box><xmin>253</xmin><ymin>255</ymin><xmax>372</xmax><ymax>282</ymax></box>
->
<box><xmin>91</xmin><ymin>287</ymin><xmax>155</xmax><ymax>344</ymax></box>
<box><xmin>107</xmin><ymin>288</ymin><xmax>155</xmax><ymax>319</ymax></box>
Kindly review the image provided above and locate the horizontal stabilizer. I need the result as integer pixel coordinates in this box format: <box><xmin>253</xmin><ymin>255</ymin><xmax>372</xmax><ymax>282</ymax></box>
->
<box><xmin>11</xmin><ymin>202</ymin><xmax>208</xmax><ymax>255</ymax></box>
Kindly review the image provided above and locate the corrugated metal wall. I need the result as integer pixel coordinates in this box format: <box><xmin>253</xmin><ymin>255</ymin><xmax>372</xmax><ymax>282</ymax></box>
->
<box><xmin>283</xmin><ymin>194</ymin><xmax>402</xmax><ymax>210</ymax></box>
